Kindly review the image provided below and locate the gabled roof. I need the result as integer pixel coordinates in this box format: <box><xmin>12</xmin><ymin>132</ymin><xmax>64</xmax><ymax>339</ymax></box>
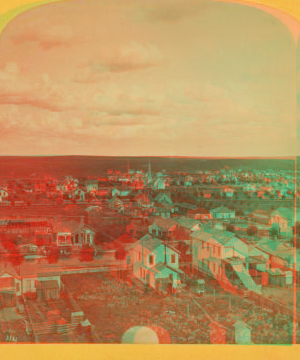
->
<box><xmin>139</xmin><ymin>236</ymin><xmax>163</xmax><ymax>252</ymax></box>
<box><xmin>249</xmin><ymin>209</ymin><xmax>272</xmax><ymax>218</ymax></box>
<box><xmin>155</xmin><ymin>262</ymin><xmax>184</xmax><ymax>274</ymax></box>
<box><xmin>154</xmin><ymin>192</ymin><xmax>172</xmax><ymax>203</ymax></box>
<box><xmin>0</xmin><ymin>263</ymin><xmax>20</xmax><ymax>278</ymax></box>
<box><xmin>271</xmin><ymin>207</ymin><xmax>295</xmax><ymax>221</ymax></box>
<box><xmin>187</xmin><ymin>207</ymin><xmax>209</xmax><ymax>214</ymax></box>
<box><xmin>169</xmin><ymin>227</ymin><xmax>192</xmax><ymax>240</ymax></box>
<box><xmin>138</xmin><ymin>235</ymin><xmax>180</xmax><ymax>254</ymax></box>
<box><xmin>85</xmin><ymin>205</ymin><xmax>101</xmax><ymax>212</ymax></box>
<box><xmin>115</xmin><ymin>233</ymin><xmax>138</xmax><ymax>245</ymax></box>
<box><xmin>152</xmin><ymin>217</ymin><xmax>178</xmax><ymax>230</ymax></box>
<box><xmin>51</xmin><ymin>219</ymin><xmax>95</xmax><ymax>234</ymax></box>
<box><xmin>191</xmin><ymin>230</ymin><xmax>214</xmax><ymax>242</ymax></box>
<box><xmin>206</xmin><ymin>229</ymin><xmax>239</xmax><ymax>246</ymax></box>
<box><xmin>210</xmin><ymin>206</ymin><xmax>234</xmax><ymax>213</ymax></box>
<box><xmin>177</xmin><ymin>217</ymin><xmax>199</xmax><ymax>229</ymax></box>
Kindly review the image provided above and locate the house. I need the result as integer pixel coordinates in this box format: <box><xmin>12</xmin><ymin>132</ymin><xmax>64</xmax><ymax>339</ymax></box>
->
<box><xmin>221</xmin><ymin>186</ymin><xmax>234</xmax><ymax>198</ymax></box>
<box><xmin>85</xmin><ymin>205</ymin><xmax>102</xmax><ymax>224</ymax></box>
<box><xmin>248</xmin><ymin>209</ymin><xmax>272</xmax><ymax>226</ymax></box>
<box><xmin>256</xmin><ymin>240</ymin><xmax>294</xmax><ymax>270</ymax></box>
<box><xmin>243</xmin><ymin>184</ymin><xmax>256</xmax><ymax>192</ymax></box>
<box><xmin>0</xmin><ymin>217</ymin><xmax>53</xmax><ymax>246</ymax></box>
<box><xmin>51</xmin><ymin>218</ymin><xmax>95</xmax><ymax>248</ymax></box>
<box><xmin>210</xmin><ymin>206</ymin><xmax>235</xmax><ymax>220</ymax></box>
<box><xmin>108</xmin><ymin>198</ymin><xmax>125</xmax><ymax>213</ymax></box>
<box><xmin>0</xmin><ymin>266</ymin><xmax>21</xmax><ymax>307</ymax></box>
<box><xmin>154</xmin><ymin>192</ymin><xmax>173</xmax><ymax>206</ymax></box>
<box><xmin>111</xmin><ymin>233</ymin><xmax>139</xmax><ymax>259</ymax></box>
<box><xmin>184</xmin><ymin>176</ymin><xmax>193</xmax><ymax>186</ymax></box>
<box><xmin>175</xmin><ymin>203</ymin><xmax>196</xmax><ymax>216</ymax></box>
<box><xmin>0</xmin><ymin>188</ymin><xmax>9</xmax><ymax>202</ymax></box>
<box><xmin>149</xmin><ymin>218</ymin><xmax>179</xmax><ymax>239</ymax></box>
<box><xmin>270</xmin><ymin>207</ymin><xmax>297</xmax><ymax>233</ymax></box>
<box><xmin>111</xmin><ymin>188</ymin><xmax>131</xmax><ymax>198</ymax></box>
<box><xmin>202</xmin><ymin>190</ymin><xmax>213</xmax><ymax>199</ymax></box>
<box><xmin>133</xmin><ymin>193</ymin><xmax>153</xmax><ymax>208</ymax></box>
<box><xmin>0</xmin><ymin>264</ymin><xmax>62</xmax><ymax>305</ymax></box>
<box><xmin>126</xmin><ymin>219</ymin><xmax>150</xmax><ymax>239</ymax></box>
<box><xmin>72</xmin><ymin>188</ymin><xmax>85</xmax><ymax>201</ymax></box>
<box><xmin>85</xmin><ymin>180</ymin><xmax>98</xmax><ymax>194</ymax></box>
<box><xmin>151</xmin><ymin>178</ymin><xmax>166</xmax><ymax>190</ymax></box>
<box><xmin>153</xmin><ymin>203</ymin><xmax>175</xmax><ymax>218</ymax></box>
<box><xmin>256</xmin><ymin>190</ymin><xmax>265</xmax><ymax>199</ymax></box>
<box><xmin>130</xmin><ymin>235</ymin><xmax>183</xmax><ymax>291</ymax></box>
<box><xmin>187</xmin><ymin>208</ymin><xmax>212</xmax><ymax>221</ymax></box>
<box><xmin>131</xmin><ymin>180</ymin><xmax>144</xmax><ymax>191</ymax></box>
<box><xmin>176</xmin><ymin>217</ymin><xmax>200</xmax><ymax>232</ymax></box>
<box><xmin>130</xmin><ymin>207</ymin><xmax>149</xmax><ymax>219</ymax></box>
<box><xmin>168</xmin><ymin>227</ymin><xmax>193</xmax><ymax>270</ymax></box>
<box><xmin>190</xmin><ymin>230</ymin><xmax>252</xmax><ymax>285</ymax></box>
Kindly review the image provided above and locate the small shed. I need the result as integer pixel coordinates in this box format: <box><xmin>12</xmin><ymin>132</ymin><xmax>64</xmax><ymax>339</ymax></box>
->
<box><xmin>47</xmin><ymin>310</ymin><xmax>60</xmax><ymax>323</ymax></box>
<box><xmin>234</xmin><ymin>321</ymin><xmax>252</xmax><ymax>344</ymax></box>
<box><xmin>37</xmin><ymin>279</ymin><xmax>59</xmax><ymax>300</ymax></box>
<box><xmin>71</xmin><ymin>311</ymin><xmax>85</xmax><ymax>324</ymax></box>
<box><xmin>281</xmin><ymin>271</ymin><xmax>293</xmax><ymax>287</ymax></box>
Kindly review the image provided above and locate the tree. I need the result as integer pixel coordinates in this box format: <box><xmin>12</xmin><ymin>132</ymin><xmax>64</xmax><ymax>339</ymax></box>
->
<box><xmin>236</xmin><ymin>209</ymin><xmax>244</xmax><ymax>216</ymax></box>
<box><xmin>247</xmin><ymin>225</ymin><xmax>257</xmax><ymax>236</ymax></box>
<box><xmin>226</xmin><ymin>224</ymin><xmax>235</xmax><ymax>233</ymax></box>
<box><xmin>269</xmin><ymin>223</ymin><xmax>280</xmax><ymax>238</ymax></box>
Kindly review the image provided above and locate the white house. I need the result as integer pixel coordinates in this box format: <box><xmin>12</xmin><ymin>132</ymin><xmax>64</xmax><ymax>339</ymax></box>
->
<box><xmin>130</xmin><ymin>235</ymin><xmax>183</xmax><ymax>291</ymax></box>
<box><xmin>221</xmin><ymin>186</ymin><xmax>234</xmax><ymax>198</ymax></box>
<box><xmin>0</xmin><ymin>188</ymin><xmax>9</xmax><ymax>202</ymax></box>
<box><xmin>210</xmin><ymin>206</ymin><xmax>235</xmax><ymax>220</ymax></box>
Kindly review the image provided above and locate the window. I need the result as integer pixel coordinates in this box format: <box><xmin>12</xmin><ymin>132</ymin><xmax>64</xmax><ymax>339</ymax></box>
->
<box><xmin>126</xmin><ymin>255</ymin><xmax>131</xmax><ymax>265</ymax></box>
<box><xmin>139</xmin><ymin>252</ymin><xmax>141</xmax><ymax>261</ymax></box>
<box><xmin>171</xmin><ymin>254</ymin><xmax>176</xmax><ymax>264</ymax></box>
<box><xmin>87</xmin><ymin>234</ymin><xmax>91</xmax><ymax>243</ymax></box>
<box><xmin>16</xmin><ymin>282</ymin><xmax>20</xmax><ymax>292</ymax></box>
<box><xmin>218</xmin><ymin>247</ymin><xmax>221</xmax><ymax>257</ymax></box>
<box><xmin>149</xmin><ymin>255</ymin><xmax>154</xmax><ymax>265</ymax></box>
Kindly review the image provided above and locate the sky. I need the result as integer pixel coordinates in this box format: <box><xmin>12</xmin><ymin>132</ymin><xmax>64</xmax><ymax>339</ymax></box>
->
<box><xmin>0</xmin><ymin>0</ymin><xmax>297</xmax><ymax>157</ymax></box>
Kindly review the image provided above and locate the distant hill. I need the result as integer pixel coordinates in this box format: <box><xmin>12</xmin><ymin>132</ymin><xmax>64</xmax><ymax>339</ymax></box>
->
<box><xmin>0</xmin><ymin>156</ymin><xmax>296</xmax><ymax>179</ymax></box>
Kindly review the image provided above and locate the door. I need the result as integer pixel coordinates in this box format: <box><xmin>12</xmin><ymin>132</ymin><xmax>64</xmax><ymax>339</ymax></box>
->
<box><xmin>145</xmin><ymin>273</ymin><xmax>150</xmax><ymax>285</ymax></box>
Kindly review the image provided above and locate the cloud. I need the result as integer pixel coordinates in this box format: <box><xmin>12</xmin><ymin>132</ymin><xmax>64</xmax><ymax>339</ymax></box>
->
<box><xmin>110</xmin><ymin>41</ymin><xmax>164</xmax><ymax>72</ymax></box>
<box><xmin>12</xmin><ymin>24</ymin><xmax>74</xmax><ymax>49</ymax></box>
<box><xmin>142</xmin><ymin>0</ymin><xmax>211</xmax><ymax>23</ymax></box>
<box><xmin>85</xmin><ymin>82</ymin><xmax>164</xmax><ymax>116</ymax></box>
<box><xmin>73</xmin><ymin>41</ymin><xmax>164</xmax><ymax>82</ymax></box>
<box><xmin>0</xmin><ymin>62</ymin><xmax>75</xmax><ymax>111</ymax></box>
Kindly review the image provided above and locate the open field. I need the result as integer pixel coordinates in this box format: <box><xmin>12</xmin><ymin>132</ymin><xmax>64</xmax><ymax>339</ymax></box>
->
<box><xmin>61</xmin><ymin>272</ymin><xmax>297</xmax><ymax>344</ymax></box>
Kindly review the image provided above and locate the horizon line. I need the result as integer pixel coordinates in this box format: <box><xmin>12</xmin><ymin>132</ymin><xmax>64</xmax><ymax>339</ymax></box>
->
<box><xmin>0</xmin><ymin>155</ymin><xmax>297</xmax><ymax>160</ymax></box>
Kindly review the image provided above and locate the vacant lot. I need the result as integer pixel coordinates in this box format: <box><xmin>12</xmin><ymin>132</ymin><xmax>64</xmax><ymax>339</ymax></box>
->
<box><xmin>62</xmin><ymin>272</ymin><xmax>296</xmax><ymax>344</ymax></box>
